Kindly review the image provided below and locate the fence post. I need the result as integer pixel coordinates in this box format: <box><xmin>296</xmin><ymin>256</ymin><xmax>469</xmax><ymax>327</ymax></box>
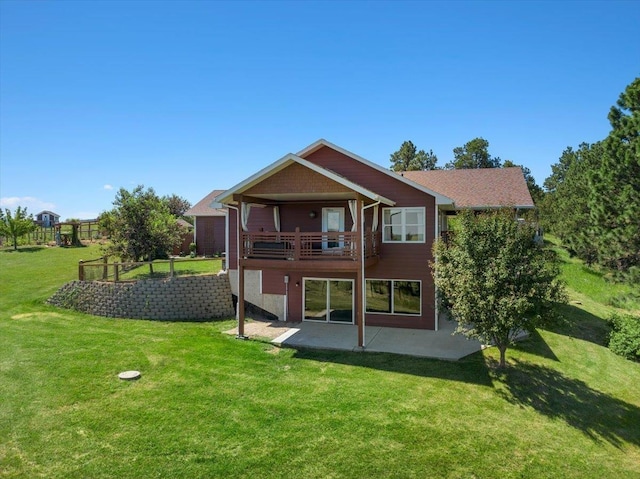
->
<box><xmin>170</xmin><ymin>257</ymin><xmax>175</xmax><ymax>278</ymax></box>
<box><xmin>79</xmin><ymin>260</ymin><xmax>85</xmax><ymax>281</ymax></box>
<box><xmin>102</xmin><ymin>256</ymin><xmax>108</xmax><ymax>280</ymax></box>
<box><xmin>114</xmin><ymin>263</ymin><xmax>119</xmax><ymax>282</ymax></box>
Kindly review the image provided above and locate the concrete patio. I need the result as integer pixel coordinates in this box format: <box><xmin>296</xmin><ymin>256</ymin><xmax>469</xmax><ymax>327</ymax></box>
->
<box><xmin>267</xmin><ymin>317</ymin><xmax>485</xmax><ymax>361</ymax></box>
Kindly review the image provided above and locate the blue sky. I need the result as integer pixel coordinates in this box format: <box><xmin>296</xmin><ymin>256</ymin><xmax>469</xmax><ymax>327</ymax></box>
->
<box><xmin>1</xmin><ymin>1</ymin><xmax>638</xmax><ymax>220</ymax></box>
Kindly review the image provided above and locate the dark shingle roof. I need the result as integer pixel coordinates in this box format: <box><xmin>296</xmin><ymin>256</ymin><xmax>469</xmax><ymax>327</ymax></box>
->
<box><xmin>401</xmin><ymin>167</ymin><xmax>534</xmax><ymax>209</ymax></box>
<box><xmin>185</xmin><ymin>189</ymin><xmax>227</xmax><ymax>217</ymax></box>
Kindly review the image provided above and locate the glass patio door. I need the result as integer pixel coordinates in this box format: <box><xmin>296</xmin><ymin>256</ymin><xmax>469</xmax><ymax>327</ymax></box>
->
<box><xmin>322</xmin><ymin>207</ymin><xmax>345</xmax><ymax>249</ymax></box>
<box><xmin>303</xmin><ymin>278</ymin><xmax>354</xmax><ymax>323</ymax></box>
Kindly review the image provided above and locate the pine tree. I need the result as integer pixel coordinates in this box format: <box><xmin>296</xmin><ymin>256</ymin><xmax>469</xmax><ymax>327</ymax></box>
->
<box><xmin>390</xmin><ymin>140</ymin><xmax>438</xmax><ymax>171</ymax></box>
<box><xmin>588</xmin><ymin>77</ymin><xmax>640</xmax><ymax>270</ymax></box>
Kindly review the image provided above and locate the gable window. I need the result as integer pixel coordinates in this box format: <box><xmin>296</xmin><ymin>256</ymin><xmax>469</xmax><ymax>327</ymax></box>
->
<box><xmin>382</xmin><ymin>207</ymin><xmax>425</xmax><ymax>243</ymax></box>
<box><xmin>365</xmin><ymin>279</ymin><xmax>421</xmax><ymax>315</ymax></box>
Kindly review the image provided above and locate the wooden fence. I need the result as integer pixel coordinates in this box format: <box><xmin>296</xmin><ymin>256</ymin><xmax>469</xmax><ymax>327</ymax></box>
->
<box><xmin>78</xmin><ymin>256</ymin><xmax>226</xmax><ymax>282</ymax></box>
<box><xmin>15</xmin><ymin>221</ymin><xmax>103</xmax><ymax>246</ymax></box>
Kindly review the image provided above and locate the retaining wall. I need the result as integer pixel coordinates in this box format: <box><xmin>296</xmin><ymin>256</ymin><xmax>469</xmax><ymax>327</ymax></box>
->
<box><xmin>47</xmin><ymin>272</ymin><xmax>235</xmax><ymax>320</ymax></box>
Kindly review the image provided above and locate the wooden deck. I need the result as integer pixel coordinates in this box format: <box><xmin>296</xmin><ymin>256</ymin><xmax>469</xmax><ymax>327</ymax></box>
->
<box><xmin>240</xmin><ymin>230</ymin><xmax>380</xmax><ymax>271</ymax></box>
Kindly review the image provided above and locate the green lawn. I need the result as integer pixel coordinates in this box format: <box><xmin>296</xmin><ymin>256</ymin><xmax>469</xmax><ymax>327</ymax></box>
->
<box><xmin>1</xmin><ymin>244</ymin><xmax>639</xmax><ymax>478</ymax></box>
<box><xmin>118</xmin><ymin>257</ymin><xmax>224</xmax><ymax>281</ymax></box>
<box><xmin>546</xmin><ymin>235</ymin><xmax>640</xmax><ymax>317</ymax></box>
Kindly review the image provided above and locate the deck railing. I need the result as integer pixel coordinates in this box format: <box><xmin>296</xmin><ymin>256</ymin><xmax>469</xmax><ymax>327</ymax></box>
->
<box><xmin>241</xmin><ymin>230</ymin><xmax>380</xmax><ymax>262</ymax></box>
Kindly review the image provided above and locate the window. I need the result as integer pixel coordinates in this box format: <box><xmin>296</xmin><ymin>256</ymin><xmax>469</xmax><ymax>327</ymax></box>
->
<box><xmin>382</xmin><ymin>207</ymin><xmax>425</xmax><ymax>243</ymax></box>
<box><xmin>304</xmin><ymin>278</ymin><xmax>354</xmax><ymax>323</ymax></box>
<box><xmin>365</xmin><ymin>279</ymin><xmax>421</xmax><ymax>315</ymax></box>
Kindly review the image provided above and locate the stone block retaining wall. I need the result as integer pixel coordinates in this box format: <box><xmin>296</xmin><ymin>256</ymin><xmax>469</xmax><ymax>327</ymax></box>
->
<box><xmin>47</xmin><ymin>272</ymin><xmax>235</xmax><ymax>320</ymax></box>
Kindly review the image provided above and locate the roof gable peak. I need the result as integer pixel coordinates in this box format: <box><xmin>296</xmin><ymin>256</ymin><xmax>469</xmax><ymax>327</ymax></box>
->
<box><xmin>296</xmin><ymin>139</ymin><xmax>453</xmax><ymax>205</ymax></box>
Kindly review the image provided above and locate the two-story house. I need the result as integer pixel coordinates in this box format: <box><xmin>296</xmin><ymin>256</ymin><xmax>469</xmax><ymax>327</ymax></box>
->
<box><xmin>217</xmin><ymin>139</ymin><xmax>534</xmax><ymax>348</ymax></box>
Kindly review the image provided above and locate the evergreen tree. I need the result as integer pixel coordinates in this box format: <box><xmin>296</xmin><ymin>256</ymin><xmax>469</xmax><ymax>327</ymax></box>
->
<box><xmin>446</xmin><ymin>137</ymin><xmax>502</xmax><ymax>169</ymax></box>
<box><xmin>588</xmin><ymin>77</ymin><xmax>640</xmax><ymax>270</ymax></box>
<box><xmin>390</xmin><ymin>140</ymin><xmax>439</xmax><ymax>171</ymax></box>
<box><xmin>540</xmin><ymin>143</ymin><xmax>602</xmax><ymax>264</ymax></box>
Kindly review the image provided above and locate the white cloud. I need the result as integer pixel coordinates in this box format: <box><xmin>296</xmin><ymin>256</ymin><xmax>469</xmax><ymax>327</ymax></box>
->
<box><xmin>103</xmin><ymin>184</ymin><xmax>113</xmax><ymax>190</ymax></box>
<box><xmin>0</xmin><ymin>196</ymin><xmax>56</xmax><ymax>213</ymax></box>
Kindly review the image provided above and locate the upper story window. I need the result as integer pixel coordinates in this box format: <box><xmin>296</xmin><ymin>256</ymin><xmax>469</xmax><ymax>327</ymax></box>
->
<box><xmin>382</xmin><ymin>207</ymin><xmax>425</xmax><ymax>243</ymax></box>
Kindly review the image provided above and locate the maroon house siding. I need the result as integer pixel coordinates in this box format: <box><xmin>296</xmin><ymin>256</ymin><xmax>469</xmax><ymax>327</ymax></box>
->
<box><xmin>261</xmin><ymin>269</ymin><xmax>357</xmax><ymax>322</ymax></box>
<box><xmin>226</xmin><ymin>143</ymin><xmax>439</xmax><ymax>330</ymax></box>
<box><xmin>195</xmin><ymin>216</ymin><xmax>226</xmax><ymax>256</ymax></box>
<box><xmin>303</xmin><ymin>146</ymin><xmax>437</xmax><ymax>329</ymax></box>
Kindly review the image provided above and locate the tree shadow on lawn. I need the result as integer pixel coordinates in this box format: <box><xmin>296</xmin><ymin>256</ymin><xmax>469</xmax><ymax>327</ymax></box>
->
<box><xmin>546</xmin><ymin>303</ymin><xmax>611</xmax><ymax>347</ymax></box>
<box><xmin>493</xmin><ymin>358</ymin><xmax>640</xmax><ymax>448</ymax></box>
<box><xmin>0</xmin><ymin>246</ymin><xmax>48</xmax><ymax>253</ymax></box>
<box><xmin>291</xmin><ymin>347</ymin><xmax>494</xmax><ymax>388</ymax></box>
<box><xmin>511</xmin><ymin>329</ymin><xmax>560</xmax><ymax>362</ymax></box>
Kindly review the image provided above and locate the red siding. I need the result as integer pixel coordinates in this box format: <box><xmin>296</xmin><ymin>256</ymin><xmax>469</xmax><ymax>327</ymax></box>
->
<box><xmin>261</xmin><ymin>269</ymin><xmax>357</xmax><ymax>322</ymax></box>
<box><xmin>173</xmin><ymin>231</ymin><xmax>194</xmax><ymax>256</ymax></box>
<box><xmin>229</xmin><ymin>144</ymin><xmax>439</xmax><ymax>329</ymax></box>
<box><xmin>303</xmin><ymin>146</ymin><xmax>437</xmax><ymax>329</ymax></box>
<box><xmin>195</xmin><ymin>216</ymin><xmax>226</xmax><ymax>256</ymax></box>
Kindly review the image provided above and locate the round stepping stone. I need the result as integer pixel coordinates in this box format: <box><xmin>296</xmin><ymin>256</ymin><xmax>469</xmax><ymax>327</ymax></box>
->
<box><xmin>118</xmin><ymin>370</ymin><xmax>141</xmax><ymax>380</ymax></box>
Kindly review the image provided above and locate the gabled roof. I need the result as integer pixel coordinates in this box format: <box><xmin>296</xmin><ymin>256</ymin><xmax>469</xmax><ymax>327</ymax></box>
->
<box><xmin>186</xmin><ymin>189</ymin><xmax>227</xmax><ymax>217</ymax></box>
<box><xmin>216</xmin><ymin>153</ymin><xmax>396</xmax><ymax>206</ymax></box>
<box><xmin>401</xmin><ymin>167</ymin><xmax>535</xmax><ymax>209</ymax></box>
<box><xmin>297</xmin><ymin>139</ymin><xmax>454</xmax><ymax>206</ymax></box>
<box><xmin>36</xmin><ymin>210</ymin><xmax>60</xmax><ymax>217</ymax></box>
<box><xmin>176</xmin><ymin>218</ymin><xmax>193</xmax><ymax>229</ymax></box>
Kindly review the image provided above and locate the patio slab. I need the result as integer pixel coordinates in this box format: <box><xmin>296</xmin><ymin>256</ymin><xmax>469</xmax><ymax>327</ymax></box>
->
<box><xmin>271</xmin><ymin>318</ymin><xmax>484</xmax><ymax>361</ymax></box>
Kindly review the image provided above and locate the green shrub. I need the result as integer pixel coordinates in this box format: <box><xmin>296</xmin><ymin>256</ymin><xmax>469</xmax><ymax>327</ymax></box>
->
<box><xmin>607</xmin><ymin>313</ymin><xmax>640</xmax><ymax>361</ymax></box>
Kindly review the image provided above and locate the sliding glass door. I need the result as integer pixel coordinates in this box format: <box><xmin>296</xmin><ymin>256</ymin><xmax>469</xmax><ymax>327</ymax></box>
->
<box><xmin>303</xmin><ymin>278</ymin><xmax>354</xmax><ymax>323</ymax></box>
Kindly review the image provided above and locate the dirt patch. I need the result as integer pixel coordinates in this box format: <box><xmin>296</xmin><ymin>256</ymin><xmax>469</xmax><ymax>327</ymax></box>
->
<box><xmin>12</xmin><ymin>312</ymin><xmax>65</xmax><ymax>320</ymax></box>
<box><xmin>224</xmin><ymin>319</ymin><xmax>293</xmax><ymax>340</ymax></box>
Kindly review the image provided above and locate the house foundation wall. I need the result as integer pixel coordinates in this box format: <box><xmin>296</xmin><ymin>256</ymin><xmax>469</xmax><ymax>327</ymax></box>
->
<box><xmin>228</xmin><ymin>269</ymin><xmax>285</xmax><ymax>320</ymax></box>
<box><xmin>47</xmin><ymin>272</ymin><xmax>235</xmax><ymax>320</ymax></box>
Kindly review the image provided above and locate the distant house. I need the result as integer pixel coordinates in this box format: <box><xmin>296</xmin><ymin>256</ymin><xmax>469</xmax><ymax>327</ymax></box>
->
<box><xmin>185</xmin><ymin>189</ymin><xmax>227</xmax><ymax>256</ymax></box>
<box><xmin>35</xmin><ymin>211</ymin><xmax>61</xmax><ymax>227</ymax></box>
<box><xmin>215</xmin><ymin>139</ymin><xmax>535</xmax><ymax>347</ymax></box>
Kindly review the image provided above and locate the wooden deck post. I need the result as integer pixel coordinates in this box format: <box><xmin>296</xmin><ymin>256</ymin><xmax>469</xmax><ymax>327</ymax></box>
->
<box><xmin>237</xmin><ymin>197</ymin><xmax>247</xmax><ymax>339</ymax></box>
<box><xmin>356</xmin><ymin>198</ymin><xmax>364</xmax><ymax>349</ymax></box>
<box><xmin>238</xmin><ymin>265</ymin><xmax>246</xmax><ymax>338</ymax></box>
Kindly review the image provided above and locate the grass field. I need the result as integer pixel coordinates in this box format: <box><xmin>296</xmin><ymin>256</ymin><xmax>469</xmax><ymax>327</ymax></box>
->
<box><xmin>1</xmin><ymin>244</ymin><xmax>639</xmax><ymax>478</ymax></box>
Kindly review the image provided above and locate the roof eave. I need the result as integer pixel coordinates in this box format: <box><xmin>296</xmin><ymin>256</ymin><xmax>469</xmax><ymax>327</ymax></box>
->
<box><xmin>216</xmin><ymin>153</ymin><xmax>396</xmax><ymax>206</ymax></box>
<box><xmin>298</xmin><ymin>139</ymin><xmax>454</xmax><ymax>206</ymax></box>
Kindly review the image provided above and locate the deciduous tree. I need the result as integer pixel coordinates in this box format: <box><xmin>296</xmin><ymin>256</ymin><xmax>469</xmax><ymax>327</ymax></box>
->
<box><xmin>0</xmin><ymin>207</ymin><xmax>37</xmax><ymax>250</ymax></box>
<box><xmin>164</xmin><ymin>194</ymin><xmax>192</xmax><ymax>218</ymax></box>
<box><xmin>100</xmin><ymin>186</ymin><xmax>183</xmax><ymax>270</ymax></box>
<box><xmin>432</xmin><ymin>209</ymin><xmax>565</xmax><ymax>368</ymax></box>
